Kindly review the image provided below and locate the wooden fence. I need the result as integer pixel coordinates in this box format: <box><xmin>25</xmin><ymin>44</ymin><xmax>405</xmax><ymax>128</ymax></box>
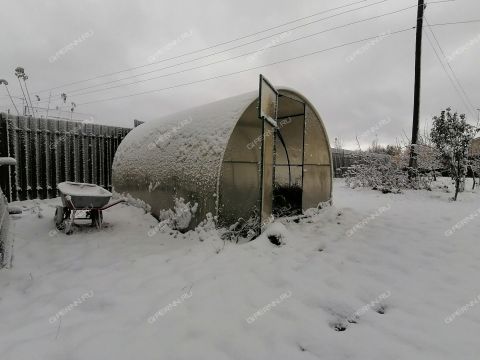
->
<box><xmin>0</xmin><ymin>113</ymin><xmax>131</xmax><ymax>202</ymax></box>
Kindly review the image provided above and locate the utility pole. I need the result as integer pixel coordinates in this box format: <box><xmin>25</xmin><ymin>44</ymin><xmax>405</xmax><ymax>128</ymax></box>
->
<box><xmin>409</xmin><ymin>0</ymin><xmax>426</xmax><ymax>169</ymax></box>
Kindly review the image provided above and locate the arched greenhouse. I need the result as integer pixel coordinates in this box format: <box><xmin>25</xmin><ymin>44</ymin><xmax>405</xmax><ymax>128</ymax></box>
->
<box><xmin>112</xmin><ymin>86</ymin><xmax>332</xmax><ymax>232</ymax></box>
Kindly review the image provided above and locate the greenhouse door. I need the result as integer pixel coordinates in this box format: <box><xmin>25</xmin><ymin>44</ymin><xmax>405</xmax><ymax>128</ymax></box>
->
<box><xmin>258</xmin><ymin>75</ymin><xmax>278</xmax><ymax>232</ymax></box>
<box><xmin>273</xmin><ymin>94</ymin><xmax>306</xmax><ymax>216</ymax></box>
<box><xmin>261</xmin><ymin>121</ymin><xmax>275</xmax><ymax>230</ymax></box>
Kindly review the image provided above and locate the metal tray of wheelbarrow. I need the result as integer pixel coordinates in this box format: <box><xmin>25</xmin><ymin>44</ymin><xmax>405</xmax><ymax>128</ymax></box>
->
<box><xmin>57</xmin><ymin>182</ymin><xmax>112</xmax><ymax>209</ymax></box>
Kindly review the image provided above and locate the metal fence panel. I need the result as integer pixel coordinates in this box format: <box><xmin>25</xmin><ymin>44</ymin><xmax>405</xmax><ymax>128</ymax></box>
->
<box><xmin>0</xmin><ymin>113</ymin><xmax>131</xmax><ymax>202</ymax></box>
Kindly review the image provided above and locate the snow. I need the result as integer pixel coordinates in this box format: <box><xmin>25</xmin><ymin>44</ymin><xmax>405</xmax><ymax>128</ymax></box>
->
<box><xmin>57</xmin><ymin>182</ymin><xmax>112</xmax><ymax>198</ymax></box>
<box><xmin>0</xmin><ymin>157</ymin><xmax>16</xmax><ymax>166</ymax></box>
<box><xmin>0</xmin><ymin>178</ymin><xmax>479</xmax><ymax>359</ymax></box>
<box><xmin>7</xmin><ymin>205</ymin><xmax>22</xmax><ymax>215</ymax></box>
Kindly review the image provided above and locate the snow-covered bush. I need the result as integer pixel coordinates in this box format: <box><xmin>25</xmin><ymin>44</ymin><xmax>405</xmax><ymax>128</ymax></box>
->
<box><xmin>413</xmin><ymin>144</ymin><xmax>444</xmax><ymax>181</ymax></box>
<box><xmin>149</xmin><ymin>197</ymin><xmax>198</xmax><ymax>234</ymax></box>
<box><xmin>345</xmin><ymin>152</ymin><xmax>409</xmax><ymax>193</ymax></box>
<box><xmin>344</xmin><ymin>147</ymin><xmax>439</xmax><ymax>193</ymax></box>
<box><xmin>222</xmin><ymin>214</ymin><xmax>259</xmax><ymax>243</ymax></box>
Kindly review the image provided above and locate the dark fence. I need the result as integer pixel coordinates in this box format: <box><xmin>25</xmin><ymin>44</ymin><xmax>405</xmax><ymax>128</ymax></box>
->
<box><xmin>0</xmin><ymin>187</ymin><xmax>10</xmax><ymax>267</ymax></box>
<box><xmin>331</xmin><ymin>148</ymin><xmax>355</xmax><ymax>178</ymax></box>
<box><xmin>0</xmin><ymin>113</ymin><xmax>131</xmax><ymax>202</ymax></box>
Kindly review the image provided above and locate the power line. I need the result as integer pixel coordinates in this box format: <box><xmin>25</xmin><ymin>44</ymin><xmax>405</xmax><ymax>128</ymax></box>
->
<box><xmin>0</xmin><ymin>0</ymin><xmax>374</xmax><ymax>104</ymax></box>
<box><xmin>32</xmin><ymin>0</ymin><xmax>408</xmax><ymax>99</ymax></box>
<box><xmin>32</xmin><ymin>0</ymin><xmax>385</xmax><ymax>95</ymax></box>
<box><xmin>77</xmin><ymin>27</ymin><xmax>414</xmax><ymax>106</ymax></box>
<box><xmin>428</xmin><ymin>19</ymin><xmax>480</xmax><ymax>27</ymax></box>
<box><xmin>58</xmin><ymin>4</ymin><xmax>420</xmax><ymax>100</ymax></box>
<box><xmin>30</xmin><ymin>0</ymin><xmax>461</xmax><ymax>106</ymax></box>
<box><xmin>423</xmin><ymin>28</ymin><xmax>476</xmax><ymax>117</ymax></box>
<box><xmin>0</xmin><ymin>0</ymin><xmax>466</xmax><ymax>106</ymax></box>
<box><xmin>424</xmin><ymin>16</ymin><xmax>476</xmax><ymax>115</ymax></box>
<box><xmin>0</xmin><ymin>2</ymin><xmax>467</xmax><ymax>104</ymax></box>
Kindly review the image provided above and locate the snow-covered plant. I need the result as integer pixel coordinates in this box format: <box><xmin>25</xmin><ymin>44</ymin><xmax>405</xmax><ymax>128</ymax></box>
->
<box><xmin>345</xmin><ymin>151</ymin><xmax>409</xmax><ymax>193</ymax></box>
<box><xmin>158</xmin><ymin>197</ymin><xmax>198</xmax><ymax>231</ymax></box>
<box><xmin>430</xmin><ymin>108</ymin><xmax>478</xmax><ymax>200</ymax></box>
<box><xmin>222</xmin><ymin>217</ymin><xmax>257</xmax><ymax>243</ymax></box>
<box><xmin>417</xmin><ymin>145</ymin><xmax>444</xmax><ymax>180</ymax></box>
<box><xmin>15</xmin><ymin>66</ymin><xmax>34</xmax><ymax>116</ymax></box>
<box><xmin>334</xmin><ymin>137</ymin><xmax>343</xmax><ymax>150</ymax></box>
<box><xmin>345</xmin><ymin>146</ymin><xmax>439</xmax><ymax>193</ymax></box>
<box><xmin>406</xmin><ymin>143</ymin><xmax>445</xmax><ymax>182</ymax></box>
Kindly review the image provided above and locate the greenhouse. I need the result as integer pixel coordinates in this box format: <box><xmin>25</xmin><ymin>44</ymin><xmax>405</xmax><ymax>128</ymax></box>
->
<box><xmin>112</xmin><ymin>83</ymin><xmax>332</xmax><ymax>232</ymax></box>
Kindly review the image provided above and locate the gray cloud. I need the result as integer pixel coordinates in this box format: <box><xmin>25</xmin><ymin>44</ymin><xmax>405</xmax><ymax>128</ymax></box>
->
<box><xmin>0</xmin><ymin>0</ymin><xmax>478</xmax><ymax>149</ymax></box>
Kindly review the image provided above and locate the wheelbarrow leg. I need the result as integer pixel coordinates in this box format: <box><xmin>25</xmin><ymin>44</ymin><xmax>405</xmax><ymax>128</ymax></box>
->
<box><xmin>55</xmin><ymin>206</ymin><xmax>72</xmax><ymax>233</ymax></box>
<box><xmin>65</xmin><ymin>210</ymin><xmax>75</xmax><ymax>235</ymax></box>
<box><xmin>91</xmin><ymin>209</ymin><xmax>103</xmax><ymax>229</ymax></box>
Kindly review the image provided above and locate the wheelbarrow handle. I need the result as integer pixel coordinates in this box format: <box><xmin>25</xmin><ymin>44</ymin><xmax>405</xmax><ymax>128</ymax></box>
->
<box><xmin>99</xmin><ymin>199</ymin><xmax>126</xmax><ymax>211</ymax></box>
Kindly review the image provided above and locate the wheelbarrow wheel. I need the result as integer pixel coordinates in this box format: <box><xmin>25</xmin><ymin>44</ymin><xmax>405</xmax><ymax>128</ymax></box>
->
<box><xmin>54</xmin><ymin>206</ymin><xmax>66</xmax><ymax>230</ymax></box>
<box><xmin>91</xmin><ymin>210</ymin><xmax>103</xmax><ymax>229</ymax></box>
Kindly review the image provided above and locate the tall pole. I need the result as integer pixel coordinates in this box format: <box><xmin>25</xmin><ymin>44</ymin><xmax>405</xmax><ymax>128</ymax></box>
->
<box><xmin>45</xmin><ymin>91</ymin><xmax>52</xmax><ymax>120</ymax></box>
<box><xmin>17</xmin><ymin>77</ymin><xmax>29</xmax><ymax>116</ymax></box>
<box><xmin>22</xmin><ymin>77</ymin><xmax>35</xmax><ymax>118</ymax></box>
<box><xmin>409</xmin><ymin>0</ymin><xmax>425</xmax><ymax>169</ymax></box>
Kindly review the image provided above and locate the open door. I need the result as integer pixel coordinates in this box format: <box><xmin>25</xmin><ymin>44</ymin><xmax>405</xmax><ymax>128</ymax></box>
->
<box><xmin>273</xmin><ymin>94</ymin><xmax>306</xmax><ymax>216</ymax></box>
<box><xmin>258</xmin><ymin>75</ymin><xmax>278</xmax><ymax>232</ymax></box>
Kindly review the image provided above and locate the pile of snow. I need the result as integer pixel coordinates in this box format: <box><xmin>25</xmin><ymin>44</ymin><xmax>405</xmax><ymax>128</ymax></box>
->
<box><xmin>0</xmin><ymin>178</ymin><xmax>479</xmax><ymax>359</ymax></box>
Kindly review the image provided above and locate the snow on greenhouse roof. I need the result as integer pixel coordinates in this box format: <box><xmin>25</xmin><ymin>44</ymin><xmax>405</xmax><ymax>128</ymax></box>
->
<box><xmin>112</xmin><ymin>91</ymin><xmax>259</xmax><ymax>196</ymax></box>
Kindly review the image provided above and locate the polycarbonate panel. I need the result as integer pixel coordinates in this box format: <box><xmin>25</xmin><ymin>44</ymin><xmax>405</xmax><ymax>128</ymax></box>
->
<box><xmin>302</xmin><ymin>165</ymin><xmax>331</xmax><ymax>209</ymax></box>
<box><xmin>261</xmin><ymin>122</ymin><xmax>274</xmax><ymax>229</ymax></box>
<box><xmin>274</xmin><ymin>165</ymin><xmax>302</xmax><ymax>187</ymax></box>
<box><xmin>259</xmin><ymin>75</ymin><xmax>278</xmax><ymax>126</ymax></box>
<box><xmin>277</xmin><ymin>94</ymin><xmax>305</xmax><ymax>119</ymax></box>
<box><xmin>218</xmin><ymin>162</ymin><xmax>260</xmax><ymax>227</ymax></box>
<box><xmin>219</xmin><ymin>100</ymin><xmax>262</xmax><ymax>227</ymax></box>
<box><xmin>275</xmin><ymin>115</ymin><xmax>304</xmax><ymax>166</ymax></box>
<box><xmin>114</xmin><ymin>91</ymin><xmax>259</xmax><ymax>230</ymax></box>
<box><xmin>304</xmin><ymin>106</ymin><xmax>330</xmax><ymax>166</ymax></box>
<box><xmin>223</xmin><ymin>102</ymin><xmax>262</xmax><ymax>163</ymax></box>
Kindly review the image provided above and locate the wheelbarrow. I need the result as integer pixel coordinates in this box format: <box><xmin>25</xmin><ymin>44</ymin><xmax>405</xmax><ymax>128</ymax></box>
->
<box><xmin>54</xmin><ymin>182</ymin><xmax>125</xmax><ymax>234</ymax></box>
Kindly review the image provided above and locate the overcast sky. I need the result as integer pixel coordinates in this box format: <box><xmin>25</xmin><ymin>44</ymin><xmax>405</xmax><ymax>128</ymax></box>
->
<box><xmin>0</xmin><ymin>0</ymin><xmax>479</xmax><ymax>149</ymax></box>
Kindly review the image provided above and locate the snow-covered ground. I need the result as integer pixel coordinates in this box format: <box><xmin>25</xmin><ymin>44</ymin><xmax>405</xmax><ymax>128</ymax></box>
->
<box><xmin>1</xmin><ymin>178</ymin><xmax>479</xmax><ymax>360</ymax></box>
